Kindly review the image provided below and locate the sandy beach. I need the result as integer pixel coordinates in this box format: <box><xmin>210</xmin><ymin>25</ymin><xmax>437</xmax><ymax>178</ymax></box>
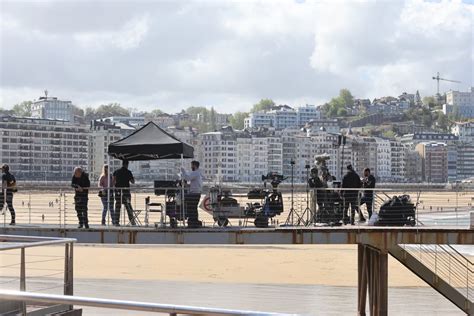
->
<box><xmin>1</xmin><ymin>244</ymin><xmax>428</xmax><ymax>287</ymax></box>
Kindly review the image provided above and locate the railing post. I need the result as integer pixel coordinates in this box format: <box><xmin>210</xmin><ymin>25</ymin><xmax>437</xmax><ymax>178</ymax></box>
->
<box><xmin>20</xmin><ymin>247</ymin><xmax>26</xmax><ymax>316</ymax></box>
<box><xmin>28</xmin><ymin>191</ymin><xmax>31</xmax><ymax>224</ymax></box>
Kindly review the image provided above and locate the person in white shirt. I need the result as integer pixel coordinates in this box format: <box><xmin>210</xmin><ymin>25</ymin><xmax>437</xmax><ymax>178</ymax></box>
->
<box><xmin>181</xmin><ymin>160</ymin><xmax>203</xmax><ymax>228</ymax></box>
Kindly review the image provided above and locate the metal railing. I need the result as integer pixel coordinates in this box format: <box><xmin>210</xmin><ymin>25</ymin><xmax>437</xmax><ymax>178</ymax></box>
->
<box><xmin>0</xmin><ymin>235</ymin><xmax>75</xmax><ymax>315</ymax></box>
<box><xmin>0</xmin><ymin>289</ymin><xmax>289</xmax><ymax>315</ymax></box>
<box><xmin>1</xmin><ymin>185</ymin><xmax>473</xmax><ymax>229</ymax></box>
<box><xmin>402</xmin><ymin>243</ymin><xmax>474</xmax><ymax>302</ymax></box>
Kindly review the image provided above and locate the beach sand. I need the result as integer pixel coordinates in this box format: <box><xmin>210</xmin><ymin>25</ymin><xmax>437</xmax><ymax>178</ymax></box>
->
<box><xmin>1</xmin><ymin>244</ymin><xmax>428</xmax><ymax>287</ymax></box>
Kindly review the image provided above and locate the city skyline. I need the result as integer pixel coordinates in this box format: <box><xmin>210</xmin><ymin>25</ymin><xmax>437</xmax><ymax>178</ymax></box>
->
<box><xmin>1</xmin><ymin>0</ymin><xmax>472</xmax><ymax>113</ymax></box>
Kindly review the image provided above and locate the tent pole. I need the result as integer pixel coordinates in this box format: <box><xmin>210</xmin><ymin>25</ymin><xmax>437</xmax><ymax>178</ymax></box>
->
<box><xmin>107</xmin><ymin>131</ymin><xmax>111</xmax><ymax>226</ymax></box>
<box><xmin>181</xmin><ymin>153</ymin><xmax>186</xmax><ymax>227</ymax></box>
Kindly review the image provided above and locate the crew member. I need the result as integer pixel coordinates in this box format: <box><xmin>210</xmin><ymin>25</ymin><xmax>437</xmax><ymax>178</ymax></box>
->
<box><xmin>1</xmin><ymin>164</ymin><xmax>16</xmax><ymax>225</ymax></box>
<box><xmin>181</xmin><ymin>160</ymin><xmax>204</xmax><ymax>228</ymax></box>
<box><xmin>360</xmin><ymin>168</ymin><xmax>376</xmax><ymax>220</ymax></box>
<box><xmin>342</xmin><ymin>164</ymin><xmax>362</xmax><ymax>225</ymax></box>
<box><xmin>308</xmin><ymin>167</ymin><xmax>325</xmax><ymax>221</ymax></box>
<box><xmin>113</xmin><ymin>160</ymin><xmax>136</xmax><ymax>226</ymax></box>
<box><xmin>71</xmin><ymin>167</ymin><xmax>90</xmax><ymax>229</ymax></box>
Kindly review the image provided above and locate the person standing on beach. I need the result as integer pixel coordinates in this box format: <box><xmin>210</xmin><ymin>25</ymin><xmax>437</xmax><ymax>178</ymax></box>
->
<box><xmin>341</xmin><ymin>164</ymin><xmax>362</xmax><ymax>225</ymax></box>
<box><xmin>360</xmin><ymin>168</ymin><xmax>376</xmax><ymax>220</ymax></box>
<box><xmin>113</xmin><ymin>160</ymin><xmax>136</xmax><ymax>226</ymax></box>
<box><xmin>1</xmin><ymin>164</ymin><xmax>16</xmax><ymax>225</ymax></box>
<box><xmin>181</xmin><ymin>160</ymin><xmax>204</xmax><ymax>228</ymax></box>
<box><xmin>98</xmin><ymin>164</ymin><xmax>114</xmax><ymax>226</ymax></box>
<box><xmin>71</xmin><ymin>167</ymin><xmax>90</xmax><ymax>229</ymax></box>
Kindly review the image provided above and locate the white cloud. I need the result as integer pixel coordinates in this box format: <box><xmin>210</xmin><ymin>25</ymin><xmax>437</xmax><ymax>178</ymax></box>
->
<box><xmin>0</xmin><ymin>0</ymin><xmax>472</xmax><ymax>112</ymax></box>
<box><xmin>74</xmin><ymin>14</ymin><xmax>150</xmax><ymax>50</ymax></box>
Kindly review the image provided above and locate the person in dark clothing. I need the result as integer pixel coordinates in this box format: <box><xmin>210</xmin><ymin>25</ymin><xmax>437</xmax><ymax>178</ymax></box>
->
<box><xmin>71</xmin><ymin>167</ymin><xmax>90</xmax><ymax>229</ymax></box>
<box><xmin>1</xmin><ymin>164</ymin><xmax>16</xmax><ymax>225</ymax></box>
<box><xmin>341</xmin><ymin>164</ymin><xmax>362</xmax><ymax>225</ymax></box>
<box><xmin>113</xmin><ymin>160</ymin><xmax>136</xmax><ymax>226</ymax></box>
<box><xmin>308</xmin><ymin>167</ymin><xmax>325</xmax><ymax>221</ymax></box>
<box><xmin>360</xmin><ymin>168</ymin><xmax>376</xmax><ymax>220</ymax></box>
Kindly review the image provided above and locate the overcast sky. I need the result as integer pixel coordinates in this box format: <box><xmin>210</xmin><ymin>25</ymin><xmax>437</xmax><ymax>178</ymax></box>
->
<box><xmin>0</xmin><ymin>0</ymin><xmax>472</xmax><ymax>113</ymax></box>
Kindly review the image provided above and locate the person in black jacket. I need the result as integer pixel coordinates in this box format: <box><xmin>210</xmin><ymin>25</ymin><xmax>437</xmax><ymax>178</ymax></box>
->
<box><xmin>1</xmin><ymin>164</ymin><xmax>16</xmax><ymax>225</ymax></box>
<box><xmin>360</xmin><ymin>168</ymin><xmax>376</xmax><ymax>220</ymax></box>
<box><xmin>341</xmin><ymin>164</ymin><xmax>362</xmax><ymax>225</ymax></box>
<box><xmin>71</xmin><ymin>167</ymin><xmax>90</xmax><ymax>229</ymax></box>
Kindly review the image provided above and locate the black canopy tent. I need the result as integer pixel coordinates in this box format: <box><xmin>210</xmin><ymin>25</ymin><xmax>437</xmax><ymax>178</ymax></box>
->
<box><xmin>108</xmin><ymin>121</ymin><xmax>194</xmax><ymax>161</ymax></box>
<box><xmin>107</xmin><ymin>121</ymin><xmax>194</xmax><ymax>227</ymax></box>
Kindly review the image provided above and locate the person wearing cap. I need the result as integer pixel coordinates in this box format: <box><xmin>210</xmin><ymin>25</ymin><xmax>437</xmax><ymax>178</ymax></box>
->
<box><xmin>1</xmin><ymin>164</ymin><xmax>16</xmax><ymax>225</ymax></box>
<box><xmin>341</xmin><ymin>164</ymin><xmax>362</xmax><ymax>225</ymax></box>
<box><xmin>71</xmin><ymin>167</ymin><xmax>90</xmax><ymax>229</ymax></box>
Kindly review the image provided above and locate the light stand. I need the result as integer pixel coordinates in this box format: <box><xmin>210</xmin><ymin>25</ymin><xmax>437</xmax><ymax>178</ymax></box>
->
<box><xmin>298</xmin><ymin>164</ymin><xmax>312</xmax><ymax>226</ymax></box>
<box><xmin>284</xmin><ymin>159</ymin><xmax>301</xmax><ymax>226</ymax></box>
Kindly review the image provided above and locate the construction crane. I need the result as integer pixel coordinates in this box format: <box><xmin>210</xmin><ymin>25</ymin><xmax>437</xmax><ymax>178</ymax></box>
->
<box><xmin>432</xmin><ymin>72</ymin><xmax>461</xmax><ymax>95</ymax></box>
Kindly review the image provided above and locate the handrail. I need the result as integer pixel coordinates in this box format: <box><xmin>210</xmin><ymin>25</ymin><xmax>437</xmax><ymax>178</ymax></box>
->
<box><xmin>0</xmin><ymin>290</ymin><xmax>291</xmax><ymax>316</ymax></box>
<box><xmin>444</xmin><ymin>244</ymin><xmax>474</xmax><ymax>266</ymax></box>
<box><xmin>0</xmin><ymin>235</ymin><xmax>76</xmax><ymax>251</ymax></box>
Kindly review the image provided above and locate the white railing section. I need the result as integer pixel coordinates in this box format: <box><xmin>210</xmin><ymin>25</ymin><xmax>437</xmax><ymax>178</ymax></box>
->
<box><xmin>0</xmin><ymin>289</ymin><xmax>290</xmax><ymax>316</ymax></box>
<box><xmin>402</xmin><ymin>243</ymin><xmax>473</xmax><ymax>301</ymax></box>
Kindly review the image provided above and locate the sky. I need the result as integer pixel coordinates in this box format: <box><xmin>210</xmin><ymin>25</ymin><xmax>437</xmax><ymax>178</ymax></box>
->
<box><xmin>0</xmin><ymin>0</ymin><xmax>472</xmax><ymax>113</ymax></box>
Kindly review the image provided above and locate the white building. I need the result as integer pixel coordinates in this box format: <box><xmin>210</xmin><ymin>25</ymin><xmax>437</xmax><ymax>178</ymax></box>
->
<box><xmin>237</xmin><ymin>136</ymin><xmax>268</xmax><ymax>182</ymax></box>
<box><xmin>443</xmin><ymin>87</ymin><xmax>474</xmax><ymax>118</ymax></box>
<box><xmin>374</xmin><ymin>137</ymin><xmax>392</xmax><ymax>181</ymax></box>
<box><xmin>0</xmin><ymin>115</ymin><xmax>88</xmax><ymax>181</ymax></box>
<box><xmin>89</xmin><ymin>120</ymin><xmax>123</xmax><ymax>181</ymax></box>
<box><xmin>198</xmin><ymin>128</ymin><xmax>238</xmax><ymax>182</ymax></box>
<box><xmin>305</xmin><ymin>119</ymin><xmax>340</xmax><ymax>134</ymax></box>
<box><xmin>244</xmin><ymin>112</ymin><xmax>274</xmax><ymax>129</ymax></box>
<box><xmin>103</xmin><ymin>116</ymin><xmax>145</xmax><ymax>128</ymax></box>
<box><xmin>451</xmin><ymin>121</ymin><xmax>474</xmax><ymax>143</ymax></box>
<box><xmin>31</xmin><ymin>92</ymin><xmax>74</xmax><ymax>122</ymax></box>
<box><xmin>244</xmin><ymin>105</ymin><xmax>321</xmax><ymax>130</ymax></box>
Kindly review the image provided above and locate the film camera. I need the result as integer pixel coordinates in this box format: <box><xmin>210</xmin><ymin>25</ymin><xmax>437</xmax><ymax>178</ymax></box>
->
<box><xmin>204</xmin><ymin>172</ymin><xmax>287</xmax><ymax>228</ymax></box>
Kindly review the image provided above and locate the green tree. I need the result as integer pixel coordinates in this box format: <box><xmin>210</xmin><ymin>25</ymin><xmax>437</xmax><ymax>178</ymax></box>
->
<box><xmin>12</xmin><ymin>101</ymin><xmax>33</xmax><ymax>116</ymax></box>
<box><xmin>84</xmin><ymin>103</ymin><xmax>130</xmax><ymax>121</ymax></box>
<box><xmin>339</xmin><ymin>89</ymin><xmax>354</xmax><ymax>108</ymax></box>
<box><xmin>250</xmin><ymin>99</ymin><xmax>275</xmax><ymax>113</ymax></box>
<box><xmin>437</xmin><ymin>114</ymin><xmax>449</xmax><ymax>131</ymax></box>
<box><xmin>73</xmin><ymin>105</ymin><xmax>84</xmax><ymax>118</ymax></box>
<box><xmin>422</xmin><ymin>96</ymin><xmax>437</xmax><ymax>108</ymax></box>
<box><xmin>229</xmin><ymin>111</ymin><xmax>249</xmax><ymax>129</ymax></box>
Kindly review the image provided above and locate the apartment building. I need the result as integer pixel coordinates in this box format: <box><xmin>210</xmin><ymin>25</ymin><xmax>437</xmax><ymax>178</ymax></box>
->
<box><xmin>31</xmin><ymin>93</ymin><xmax>74</xmax><ymax>122</ymax></box>
<box><xmin>89</xmin><ymin>120</ymin><xmax>123</xmax><ymax>181</ymax></box>
<box><xmin>443</xmin><ymin>87</ymin><xmax>474</xmax><ymax>118</ymax></box>
<box><xmin>0</xmin><ymin>115</ymin><xmax>88</xmax><ymax>181</ymax></box>
<box><xmin>415</xmin><ymin>142</ymin><xmax>448</xmax><ymax>183</ymax></box>
<box><xmin>244</xmin><ymin>105</ymin><xmax>321</xmax><ymax>129</ymax></box>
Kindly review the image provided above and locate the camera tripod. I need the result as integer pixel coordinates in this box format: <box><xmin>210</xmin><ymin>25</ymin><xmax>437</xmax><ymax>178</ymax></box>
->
<box><xmin>283</xmin><ymin>160</ymin><xmax>303</xmax><ymax>226</ymax></box>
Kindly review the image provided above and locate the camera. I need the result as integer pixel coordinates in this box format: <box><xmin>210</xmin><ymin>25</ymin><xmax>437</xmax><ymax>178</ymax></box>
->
<box><xmin>261</xmin><ymin>172</ymin><xmax>287</xmax><ymax>188</ymax></box>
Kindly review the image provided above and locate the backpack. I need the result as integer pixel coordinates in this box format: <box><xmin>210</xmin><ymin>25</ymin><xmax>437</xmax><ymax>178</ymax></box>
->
<box><xmin>6</xmin><ymin>173</ymin><xmax>17</xmax><ymax>193</ymax></box>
